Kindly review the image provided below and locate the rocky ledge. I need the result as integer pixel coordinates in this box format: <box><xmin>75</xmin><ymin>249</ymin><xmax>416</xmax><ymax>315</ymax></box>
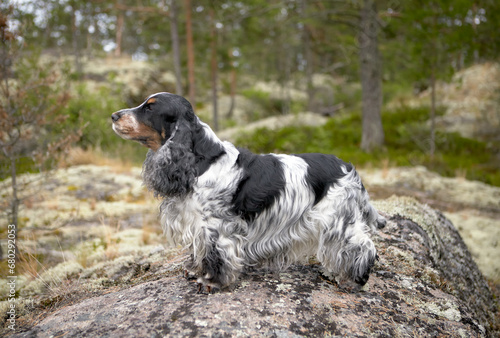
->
<box><xmin>11</xmin><ymin>196</ymin><xmax>498</xmax><ymax>337</ymax></box>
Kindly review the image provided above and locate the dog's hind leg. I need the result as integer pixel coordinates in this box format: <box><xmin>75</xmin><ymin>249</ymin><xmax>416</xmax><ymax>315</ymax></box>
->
<box><xmin>317</xmin><ymin>216</ymin><xmax>377</xmax><ymax>288</ymax></box>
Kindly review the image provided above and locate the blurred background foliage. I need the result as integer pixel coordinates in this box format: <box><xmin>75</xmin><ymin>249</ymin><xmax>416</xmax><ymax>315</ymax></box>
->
<box><xmin>1</xmin><ymin>0</ymin><xmax>499</xmax><ymax>185</ymax></box>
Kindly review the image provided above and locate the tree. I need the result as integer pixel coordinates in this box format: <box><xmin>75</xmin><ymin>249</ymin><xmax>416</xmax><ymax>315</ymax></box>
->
<box><xmin>359</xmin><ymin>0</ymin><xmax>384</xmax><ymax>152</ymax></box>
<box><xmin>114</xmin><ymin>0</ymin><xmax>125</xmax><ymax>57</ymax></box>
<box><xmin>0</xmin><ymin>9</ymin><xmax>82</xmax><ymax>259</ymax></box>
<box><xmin>184</xmin><ymin>0</ymin><xmax>196</xmax><ymax>105</ymax></box>
<box><xmin>209</xmin><ymin>7</ymin><xmax>219</xmax><ymax>131</ymax></box>
<box><xmin>169</xmin><ymin>0</ymin><xmax>183</xmax><ymax>95</ymax></box>
<box><xmin>393</xmin><ymin>0</ymin><xmax>480</xmax><ymax>157</ymax></box>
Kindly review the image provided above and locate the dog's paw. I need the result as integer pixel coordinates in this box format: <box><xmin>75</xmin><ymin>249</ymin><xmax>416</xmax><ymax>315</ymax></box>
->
<box><xmin>184</xmin><ymin>269</ymin><xmax>197</xmax><ymax>280</ymax></box>
<box><xmin>335</xmin><ymin>275</ymin><xmax>370</xmax><ymax>293</ymax></box>
<box><xmin>196</xmin><ymin>278</ymin><xmax>221</xmax><ymax>294</ymax></box>
<box><xmin>196</xmin><ymin>283</ymin><xmax>220</xmax><ymax>294</ymax></box>
<box><xmin>376</xmin><ymin>216</ymin><xmax>387</xmax><ymax>229</ymax></box>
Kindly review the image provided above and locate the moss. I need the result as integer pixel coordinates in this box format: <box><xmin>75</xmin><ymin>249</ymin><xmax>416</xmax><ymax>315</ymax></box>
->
<box><xmin>386</xmin><ymin>246</ymin><xmax>416</xmax><ymax>268</ymax></box>
<box><xmin>0</xmin><ymin>157</ymin><xmax>37</xmax><ymax>180</ymax></box>
<box><xmin>373</xmin><ymin>196</ymin><xmax>440</xmax><ymax>241</ymax></box>
<box><xmin>424</xmin><ymin>301</ymin><xmax>461</xmax><ymax>322</ymax></box>
<box><xmin>21</xmin><ymin>261</ymin><xmax>83</xmax><ymax>297</ymax></box>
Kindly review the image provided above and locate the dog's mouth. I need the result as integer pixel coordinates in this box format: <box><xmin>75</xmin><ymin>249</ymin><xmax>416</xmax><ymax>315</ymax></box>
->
<box><xmin>112</xmin><ymin>120</ymin><xmax>163</xmax><ymax>151</ymax></box>
<box><xmin>112</xmin><ymin>123</ymin><xmax>133</xmax><ymax>139</ymax></box>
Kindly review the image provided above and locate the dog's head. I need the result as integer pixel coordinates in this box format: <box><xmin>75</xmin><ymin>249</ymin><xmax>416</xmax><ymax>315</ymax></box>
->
<box><xmin>111</xmin><ymin>92</ymin><xmax>225</xmax><ymax>197</ymax></box>
<box><xmin>111</xmin><ymin>92</ymin><xmax>196</xmax><ymax>151</ymax></box>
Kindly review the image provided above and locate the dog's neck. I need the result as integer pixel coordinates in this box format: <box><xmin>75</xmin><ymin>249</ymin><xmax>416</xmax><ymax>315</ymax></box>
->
<box><xmin>197</xmin><ymin>119</ymin><xmax>223</xmax><ymax>145</ymax></box>
<box><xmin>191</xmin><ymin>119</ymin><xmax>226</xmax><ymax>175</ymax></box>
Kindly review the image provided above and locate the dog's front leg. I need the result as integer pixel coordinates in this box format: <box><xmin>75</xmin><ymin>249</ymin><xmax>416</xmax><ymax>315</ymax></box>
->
<box><xmin>194</xmin><ymin>224</ymin><xmax>245</xmax><ymax>293</ymax></box>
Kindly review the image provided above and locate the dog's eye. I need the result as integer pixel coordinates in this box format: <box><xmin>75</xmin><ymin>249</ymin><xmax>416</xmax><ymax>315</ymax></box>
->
<box><xmin>145</xmin><ymin>104</ymin><xmax>153</xmax><ymax>111</ymax></box>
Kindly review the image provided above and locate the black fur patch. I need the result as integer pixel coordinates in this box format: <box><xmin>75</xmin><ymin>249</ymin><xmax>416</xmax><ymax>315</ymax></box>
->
<box><xmin>192</xmin><ymin>124</ymin><xmax>226</xmax><ymax>177</ymax></box>
<box><xmin>201</xmin><ymin>231</ymin><xmax>225</xmax><ymax>284</ymax></box>
<box><xmin>294</xmin><ymin>153</ymin><xmax>352</xmax><ymax>205</ymax></box>
<box><xmin>231</xmin><ymin>149</ymin><xmax>286</xmax><ymax>222</ymax></box>
<box><xmin>355</xmin><ymin>251</ymin><xmax>376</xmax><ymax>285</ymax></box>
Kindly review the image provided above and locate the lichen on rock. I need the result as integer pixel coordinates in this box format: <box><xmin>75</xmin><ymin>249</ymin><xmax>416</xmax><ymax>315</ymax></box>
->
<box><xmin>8</xmin><ymin>197</ymin><xmax>498</xmax><ymax>337</ymax></box>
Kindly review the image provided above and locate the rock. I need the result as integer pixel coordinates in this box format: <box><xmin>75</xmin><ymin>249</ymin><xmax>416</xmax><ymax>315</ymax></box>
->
<box><xmin>360</xmin><ymin>166</ymin><xmax>500</xmax><ymax>212</ymax></box>
<box><xmin>400</xmin><ymin>62</ymin><xmax>500</xmax><ymax>140</ymax></box>
<box><xmin>218</xmin><ymin>112</ymin><xmax>328</xmax><ymax>143</ymax></box>
<box><xmin>360</xmin><ymin>166</ymin><xmax>500</xmax><ymax>282</ymax></box>
<box><xmin>436</xmin><ymin>63</ymin><xmax>500</xmax><ymax>140</ymax></box>
<box><xmin>11</xmin><ymin>197</ymin><xmax>498</xmax><ymax>337</ymax></box>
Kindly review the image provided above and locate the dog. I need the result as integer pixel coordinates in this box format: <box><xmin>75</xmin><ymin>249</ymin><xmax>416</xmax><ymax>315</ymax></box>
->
<box><xmin>111</xmin><ymin>92</ymin><xmax>386</xmax><ymax>293</ymax></box>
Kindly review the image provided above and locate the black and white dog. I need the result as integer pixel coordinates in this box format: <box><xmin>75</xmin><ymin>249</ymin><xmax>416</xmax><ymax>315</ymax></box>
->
<box><xmin>111</xmin><ymin>92</ymin><xmax>385</xmax><ymax>292</ymax></box>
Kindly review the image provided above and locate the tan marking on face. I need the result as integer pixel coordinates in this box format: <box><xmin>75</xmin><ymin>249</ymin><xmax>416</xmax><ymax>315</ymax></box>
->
<box><xmin>112</xmin><ymin>114</ymin><xmax>138</xmax><ymax>137</ymax></box>
<box><xmin>112</xmin><ymin>114</ymin><xmax>163</xmax><ymax>151</ymax></box>
<box><xmin>146</xmin><ymin>97</ymin><xmax>156</xmax><ymax>105</ymax></box>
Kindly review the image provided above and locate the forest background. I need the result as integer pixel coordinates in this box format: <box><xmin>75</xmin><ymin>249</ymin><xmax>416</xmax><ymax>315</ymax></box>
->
<box><xmin>1</xmin><ymin>1</ymin><xmax>500</xmax><ymax>330</ymax></box>
<box><xmin>2</xmin><ymin>0</ymin><xmax>500</xmax><ymax>182</ymax></box>
<box><xmin>1</xmin><ymin>0</ymin><xmax>500</xmax><ymax>264</ymax></box>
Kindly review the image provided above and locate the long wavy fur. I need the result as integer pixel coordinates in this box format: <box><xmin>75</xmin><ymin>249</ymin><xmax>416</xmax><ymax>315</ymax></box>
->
<box><xmin>124</xmin><ymin>93</ymin><xmax>386</xmax><ymax>292</ymax></box>
<box><xmin>143</xmin><ymin>141</ymin><xmax>197</xmax><ymax>198</ymax></box>
<box><xmin>142</xmin><ymin>118</ymin><xmax>198</xmax><ymax>198</ymax></box>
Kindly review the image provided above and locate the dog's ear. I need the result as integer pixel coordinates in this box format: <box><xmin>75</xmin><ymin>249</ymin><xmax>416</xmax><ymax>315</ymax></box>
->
<box><xmin>169</xmin><ymin>112</ymin><xmax>225</xmax><ymax>178</ymax></box>
<box><xmin>142</xmin><ymin>117</ymin><xmax>197</xmax><ymax>198</ymax></box>
<box><xmin>170</xmin><ymin>117</ymin><xmax>194</xmax><ymax>149</ymax></box>
<box><xmin>142</xmin><ymin>98</ymin><xmax>226</xmax><ymax>197</ymax></box>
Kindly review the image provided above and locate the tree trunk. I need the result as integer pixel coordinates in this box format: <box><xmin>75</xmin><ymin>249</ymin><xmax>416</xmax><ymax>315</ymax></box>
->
<box><xmin>9</xmin><ymin>157</ymin><xmax>19</xmax><ymax>260</ymax></box>
<box><xmin>281</xmin><ymin>41</ymin><xmax>291</xmax><ymax>115</ymax></box>
<box><xmin>359</xmin><ymin>0</ymin><xmax>384</xmax><ymax>152</ymax></box>
<box><xmin>226</xmin><ymin>63</ymin><xmax>237</xmax><ymax>119</ymax></box>
<box><xmin>86</xmin><ymin>12</ymin><xmax>96</xmax><ymax>59</ymax></box>
<box><xmin>210</xmin><ymin>9</ymin><xmax>218</xmax><ymax>131</ymax></box>
<box><xmin>301</xmin><ymin>0</ymin><xmax>314</xmax><ymax>112</ymax></box>
<box><xmin>184</xmin><ymin>0</ymin><xmax>195</xmax><ymax>105</ymax></box>
<box><xmin>430</xmin><ymin>68</ymin><xmax>436</xmax><ymax>158</ymax></box>
<box><xmin>70</xmin><ymin>1</ymin><xmax>82</xmax><ymax>76</ymax></box>
<box><xmin>170</xmin><ymin>0</ymin><xmax>183</xmax><ymax>96</ymax></box>
<box><xmin>305</xmin><ymin>31</ymin><xmax>314</xmax><ymax>112</ymax></box>
<box><xmin>114</xmin><ymin>2</ymin><xmax>124</xmax><ymax>57</ymax></box>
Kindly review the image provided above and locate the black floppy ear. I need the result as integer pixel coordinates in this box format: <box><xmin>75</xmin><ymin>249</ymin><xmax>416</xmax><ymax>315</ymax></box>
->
<box><xmin>170</xmin><ymin>113</ymin><xmax>226</xmax><ymax>177</ymax></box>
<box><xmin>170</xmin><ymin>118</ymin><xmax>194</xmax><ymax>149</ymax></box>
<box><xmin>142</xmin><ymin>118</ymin><xmax>197</xmax><ymax>198</ymax></box>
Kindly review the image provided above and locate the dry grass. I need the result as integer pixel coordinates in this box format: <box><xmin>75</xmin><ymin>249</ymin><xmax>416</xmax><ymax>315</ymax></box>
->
<box><xmin>141</xmin><ymin>223</ymin><xmax>163</xmax><ymax>245</ymax></box>
<box><xmin>100</xmin><ymin>217</ymin><xmax>122</xmax><ymax>262</ymax></box>
<box><xmin>61</xmin><ymin>147</ymin><xmax>137</xmax><ymax>172</ymax></box>
<box><xmin>18</xmin><ymin>250</ymin><xmax>43</xmax><ymax>283</ymax></box>
<box><xmin>381</xmin><ymin>158</ymin><xmax>390</xmax><ymax>179</ymax></box>
<box><xmin>454</xmin><ymin>168</ymin><xmax>467</xmax><ymax>180</ymax></box>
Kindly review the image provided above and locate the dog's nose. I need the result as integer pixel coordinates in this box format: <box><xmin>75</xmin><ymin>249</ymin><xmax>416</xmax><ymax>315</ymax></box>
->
<box><xmin>111</xmin><ymin>112</ymin><xmax>121</xmax><ymax>122</ymax></box>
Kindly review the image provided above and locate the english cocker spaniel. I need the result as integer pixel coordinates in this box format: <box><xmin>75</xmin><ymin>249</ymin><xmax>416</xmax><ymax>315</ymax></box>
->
<box><xmin>111</xmin><ymin>92</ymin><xmax>385</xmax><ymax>293</ymax></box>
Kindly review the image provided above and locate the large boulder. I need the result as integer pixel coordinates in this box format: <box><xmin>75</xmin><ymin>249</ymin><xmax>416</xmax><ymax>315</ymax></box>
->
<box><xmin>10</xmin><ymin>196</ymin><xmax>498</xmax><ymax>337</ymax></box>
